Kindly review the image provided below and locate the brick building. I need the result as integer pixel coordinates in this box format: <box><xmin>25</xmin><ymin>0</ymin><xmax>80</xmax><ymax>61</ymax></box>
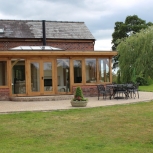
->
<box><xmin>0</xmin><ymin>20</ymin><xmax>117</xmax><ymax>100</ymax></box>
<box><xmin>0</xmin><ymin>20</ymin><xmax>95</xmax><ymax>51</ymax></box>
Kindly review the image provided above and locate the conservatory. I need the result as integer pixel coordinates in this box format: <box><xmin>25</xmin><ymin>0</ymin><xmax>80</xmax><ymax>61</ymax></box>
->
<box><xmin>0</xmin><ymin>46</ymin><xmax>117</xmax><ymax>100</ymax></box>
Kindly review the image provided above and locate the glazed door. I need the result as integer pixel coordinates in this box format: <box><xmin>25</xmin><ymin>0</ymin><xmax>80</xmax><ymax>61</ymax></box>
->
<box><xmin>56</xmin><ymin>59</ymin><xmax>70</xmax><ymax>93</ymax></box>
<box><xmin>29</xmin><ymin>61</ymin><xmax>41</xmax><ymax>95</ymax></box>
<box><xmin>29</xmin><ymin>60</ymin><xmax>54</xmax><ymax>95</ymax></box>
<box><xmin>11</xmin><ymin>59</ymin><xmax>26</xmax><ymax>95</ymax></box>
<box><xmin>43</xmin><ymin>61</ymin><xmax>54</xmax><ymax>94</ymax></box>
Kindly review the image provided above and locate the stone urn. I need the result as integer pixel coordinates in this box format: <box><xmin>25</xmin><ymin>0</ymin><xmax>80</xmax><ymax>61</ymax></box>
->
<box><xmin>71</xmin><ymin>99</ymin><xmax>88</xmax><ymax>107</ymax></box>
<box><xmin>71</xmin><ymin>86</ymin><xmax>88</xmax><ymax>107</ymax></box>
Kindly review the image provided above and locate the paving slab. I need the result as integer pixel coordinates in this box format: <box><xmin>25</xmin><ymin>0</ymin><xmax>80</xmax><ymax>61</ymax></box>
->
<box><xmin>0</xmin><ymin>92</ymin><xmax>153</xmax><ymax>113</ymax></box>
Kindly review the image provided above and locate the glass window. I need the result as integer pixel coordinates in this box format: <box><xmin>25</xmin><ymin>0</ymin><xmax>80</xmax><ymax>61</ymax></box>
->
<box><xmin>43</xmin><ymin>62</ymin><xmax>52</xmax><ymax>91</ymax></box>
<box><xmin>99</xmin><ymin>58</ymin><xmax>110</xmax><ymax>82</ymax></box>
<box><xmin>57</xmin><ymin>59</ymin><xmax>70</xmax><ymax>92</ymax></box>
<box><xmin>85</xmin><ymin>59</ymin><xmax>97</xmax><ymax>83</ymax></box>
<box><xmin>12</xmin><ymin>59</ymin><xmax>26</xmax><ymax>94</ymax></box>
<box><xmin>30</xmin><ymin>62</ymin><xmax>40</xmax><ymax>92</ymax></box>
<box><xmin>0</xmin><ymin>61</ymin><xmax>7</xmax><ymax>86</ymax></box>
<box><xmin>73</xmin><ymin>60</ymin><xmax>82</xmax><ymax>83</ymax></box>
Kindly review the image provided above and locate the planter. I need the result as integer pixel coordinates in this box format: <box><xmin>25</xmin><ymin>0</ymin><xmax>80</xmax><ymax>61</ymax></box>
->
<box><xmin>71</xmin><ymin>100</ymin><xmax>88</xmax><ymax>107</ymax></box>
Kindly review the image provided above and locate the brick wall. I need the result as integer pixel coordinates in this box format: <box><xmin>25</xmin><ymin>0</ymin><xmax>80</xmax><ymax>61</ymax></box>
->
<box><xmin>0</xmin><ymin>41</ymin><xmax>94</xmax><ymax>51</ymax></box>
<box><xmin>0</xmin><ymin>88</ymin><xmax>10</xmax><ymax>101</ymax></box>
<box><xmin>73</xmin><ymin>85</ymin><xmax>98</xmax><ymax>97</ymax></box>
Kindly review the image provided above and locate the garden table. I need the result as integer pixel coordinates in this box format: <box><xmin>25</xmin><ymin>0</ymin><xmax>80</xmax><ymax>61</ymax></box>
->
<box><xmin>106</xmin><ymin>84</ymin><xmax>129</xmax><ymax>100</ymax></box>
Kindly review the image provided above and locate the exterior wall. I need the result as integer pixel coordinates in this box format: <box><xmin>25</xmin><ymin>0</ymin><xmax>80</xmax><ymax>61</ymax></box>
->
<box><xmin>0</xmin><ymin>40</ymin><xmax>94</xmax><ymax>51</ymax></box>
<box><xmin>0</xmin><ymin>88</ymin><xmax>10</xmax><ymax>101</ymax></box>
<box><xmin>0</xmin><ymin>50</ymin><xmax>115</xmax><ymax>100</ymax></box>
<box><xmin>73</xmin><ymin>86</ymin><xmax>98</xmax><ymax>97</ymax></box>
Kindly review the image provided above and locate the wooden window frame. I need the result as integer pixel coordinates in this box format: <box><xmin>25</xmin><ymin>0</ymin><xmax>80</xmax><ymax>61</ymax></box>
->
<box><xmin>0</xmin><ymin>59</ymin><xmax>9</xmax><ymax>88</ymax></box>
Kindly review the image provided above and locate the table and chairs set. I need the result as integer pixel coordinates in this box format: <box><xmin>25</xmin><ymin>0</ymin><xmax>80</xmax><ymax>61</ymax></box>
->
<box><xmin>97</xmin><ymin>83</ymin><xmax>139</xmax><ymax>100</ymax></box>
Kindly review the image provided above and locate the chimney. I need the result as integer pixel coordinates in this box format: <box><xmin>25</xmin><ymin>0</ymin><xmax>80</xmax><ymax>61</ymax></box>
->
<box><xmin>42</xmin><ymin>20</ymin><xmax>46</xmax><ymax>46</ymax></box>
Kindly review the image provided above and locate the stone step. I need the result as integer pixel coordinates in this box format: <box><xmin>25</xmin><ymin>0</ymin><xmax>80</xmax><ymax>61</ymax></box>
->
<box><xmin>10</xmin><ymin>95</ymin><xmax>74</xmax><ymax>102</ymax></box>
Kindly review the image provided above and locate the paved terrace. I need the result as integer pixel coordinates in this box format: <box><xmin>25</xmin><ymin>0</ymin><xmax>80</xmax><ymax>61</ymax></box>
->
<box><xmin>0</xmin><ymin>91</ymin><xmax>153</xmax><ymax>114</ymax></box>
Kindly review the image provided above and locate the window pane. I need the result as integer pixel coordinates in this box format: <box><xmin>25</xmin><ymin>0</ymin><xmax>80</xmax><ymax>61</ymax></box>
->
<box><xmin>11</xmin><ymin>59</ymin><xmax>26</xmax><ymax>94</ymax></box>
<box><xmin>99</xmin><ymin>58</ymin><xmax>110</xmax><ymax>82</ymax></box>
<box><xmin>85</xmin><ymin>59</ymin><xmax>97</xmax><ymax>83</ymax></box>
<box><xmin>0</xmin><ymin>61</ymin><xmax>7</xmax><ymax>86</ymax></box>
<box><xmin>44</xmin><ymin>62</ymin><xmax>52</xmax><ymax>91</ymax></box>
<box><xmin>57</xmin><ymin>59</ymin><xmax>70</xmax><ymax>92</ymax></box>
<box><xmin>73</xmin><ymin>60</ymin><xmax>82</xmax><ymax>83</ymax></box>
<box><xmin>30</xmin><ymin>62</ymin><xmax>40</xmax><ymax>92</ymax></box>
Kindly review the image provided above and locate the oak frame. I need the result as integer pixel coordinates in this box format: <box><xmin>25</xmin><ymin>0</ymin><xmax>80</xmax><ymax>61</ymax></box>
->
<box><xmin>0</xmin><ymin>50</ymin><xmax>117</xmax><ymax>97</ymax></box>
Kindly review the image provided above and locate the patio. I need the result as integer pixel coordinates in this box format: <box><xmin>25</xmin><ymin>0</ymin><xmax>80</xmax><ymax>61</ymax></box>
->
<box><xmin>0</xmin><ymin>91</ymin><xmax>153</xmax><ymax>113</ymax></box>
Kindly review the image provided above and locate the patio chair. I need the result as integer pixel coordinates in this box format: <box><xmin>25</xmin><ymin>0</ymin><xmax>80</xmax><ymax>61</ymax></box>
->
<box><xmin>97</xmin><ymin>85</ymin><xmax>111</xmax><ymax>100</ymax></box>
<box><xmin>128</xmin><ymin>83</ymin><xmax>139</xmax><ymax>98</ymax></box>
<box><xmin>126</xmin><ymin>83</ymin><xmax>134</xmax><ymax>98</ymax></box>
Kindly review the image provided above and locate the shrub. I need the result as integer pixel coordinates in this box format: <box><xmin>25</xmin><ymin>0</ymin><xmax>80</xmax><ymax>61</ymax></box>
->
<box><xmin>136</xmin><ymin>75</ymin><xmax>148</xmax><ymax>85</ymax></box>
<box><xmin>146</xmin><ymin>76</ymin><xmax>153</xmax><ymax>85</ymax></box>
<box><xmin>73</xmin><ymin>87</ymin><xmax>87</xmax><ymax>101</ymax></box>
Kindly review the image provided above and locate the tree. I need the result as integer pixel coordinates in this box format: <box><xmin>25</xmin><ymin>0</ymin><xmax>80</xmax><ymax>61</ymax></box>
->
<box><xmin>117</xmin><ymin>26</ymin><xmax>153</xmax><ymax>84</ymax></box>
<box><xmin>111</xmin><ymin>15</ymin><xmax>153</xmax><ymax>69</ymax></box>
<box><xmin>112</xmin><ymin>15</ymin><xmax>152</xmax><ymax>50</ymax></box>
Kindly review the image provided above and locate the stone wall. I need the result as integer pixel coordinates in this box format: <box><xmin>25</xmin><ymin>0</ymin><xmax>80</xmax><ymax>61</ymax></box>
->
<box><xmin>0</xmin><ymin>88</ymin><xmax>10</xmax><ymax>101</ymax></box>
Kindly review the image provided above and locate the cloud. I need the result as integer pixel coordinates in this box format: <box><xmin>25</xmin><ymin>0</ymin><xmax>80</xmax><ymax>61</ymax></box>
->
<box><xmin>93</xmin><ymin>29</ymin><xmax>114</xmax><ymax>40</ymax></box>
<box><xmin>94</xmin><ymin>39</ymin><xmax>112</xmax><ymax>50</ymax></box>
<box><xmin>0</xmin><ymin>0</ymin><xmax>153</xmax><ymax>50</ymax></box>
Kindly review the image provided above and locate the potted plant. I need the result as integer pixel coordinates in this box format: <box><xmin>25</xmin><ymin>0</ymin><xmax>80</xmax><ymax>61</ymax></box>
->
<box><xmin>71</xmin><ymin>86</ymin><xmax>88</xmax><ymax>107</ymax></box>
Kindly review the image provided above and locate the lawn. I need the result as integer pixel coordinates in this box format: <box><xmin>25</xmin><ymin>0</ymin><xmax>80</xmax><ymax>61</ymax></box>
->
<box><xmin>139</xmin><ymin>84</ymin><xmax>153</xmax><ymax>92</ymax></box>
<box><xmin>1</xmin><ymin>102</ymin><xmax>153</xmax><ymax>153</ymax></box>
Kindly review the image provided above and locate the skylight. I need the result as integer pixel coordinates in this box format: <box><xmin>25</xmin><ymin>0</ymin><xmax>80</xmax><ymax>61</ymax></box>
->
<box><xmin>0</xmin><ymin>28</ymin><xmax>4</xmax><ymax>33</ymax></box>
<box><xmin>10</xmin><ymin>46</ymin><xmax>64</xmax><ymax>51</ymax></box>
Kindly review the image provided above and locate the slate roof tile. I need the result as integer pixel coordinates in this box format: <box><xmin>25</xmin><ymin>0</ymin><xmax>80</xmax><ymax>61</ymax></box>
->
<box><xmin>0</xmin><ymin>20</ymin><xmax>95</xmax><ymax>40</ymax></box>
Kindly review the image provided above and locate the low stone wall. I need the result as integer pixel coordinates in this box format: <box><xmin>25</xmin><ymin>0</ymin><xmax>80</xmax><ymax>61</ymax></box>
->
<box><xmin>10</xmin><ymin>95</ymin><xmax>74</xmax><ymax>102</ymax></box>
<box><xmin>72</xmin><ymin>85</ymin><xmax>98</xmax><ymax>97</ymax></box>
<box><xmin>0</xmin><ymin>88</ymin><xmax>10</xmax><ymax>101</ymax></box>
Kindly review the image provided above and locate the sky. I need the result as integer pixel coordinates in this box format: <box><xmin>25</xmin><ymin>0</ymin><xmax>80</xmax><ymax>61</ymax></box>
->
<box><xmin>0</xmin><ymin>0</ymin><xmax>153</xmax><ymax>51</ymax></box>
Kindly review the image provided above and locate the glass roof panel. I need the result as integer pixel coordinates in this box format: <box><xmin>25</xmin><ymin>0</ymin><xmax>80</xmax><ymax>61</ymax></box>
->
<box><xmin>30</xmin><ymin>46</ymin><xmax>42</xmax><ymax>50</ymax></box>
<box><xmin>21</xmin><ymin>46</ymin><xmax>32</xmax><ymax>50</ymax></box>
<box><xmin>10</xmin><ymin>46</ymin><xmax>64</xmax><ymax>51</ymax></box>
<box><xmin>0</xmin><ymin>28</ymin><xmax>4</xmax><ymax>33</ymax></box>
<box><xmin>41</xmin><ymin>46</ymin><xmax>52</xmax><ymax>50</ymax></box>
<box><xmin>51</xmin><ymin>47</ymin><xmax>61</xmax><ymax>50</ymax></box>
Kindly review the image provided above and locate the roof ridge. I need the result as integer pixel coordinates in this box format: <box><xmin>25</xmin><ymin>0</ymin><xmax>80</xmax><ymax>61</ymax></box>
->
<box><xmin>0</xmin><ymin>19</ymin><xmax>84</xmax><ymax>23</ymax></box>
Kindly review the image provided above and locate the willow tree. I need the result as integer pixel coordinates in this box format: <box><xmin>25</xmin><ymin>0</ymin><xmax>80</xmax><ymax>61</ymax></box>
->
<box><xmin>117</xmin><ymin>26</ymin><xmax>153</xmax><ymax>83</ymax></box>
<box><xmin>111</xmin><ymin>15</ymin><xmax>153</xmax><ymax>69</ymax></box>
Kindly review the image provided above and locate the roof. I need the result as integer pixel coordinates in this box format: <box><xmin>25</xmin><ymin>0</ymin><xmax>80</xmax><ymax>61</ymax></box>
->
<box><xmin>0</xmin><ymin>20</ymin><xmax>95</xmax><ymax>40</ymax></box>
<box><xmin>10</xmin><ymin>46</ymin><xmax>64</xmax><ymax>51</ymax></box>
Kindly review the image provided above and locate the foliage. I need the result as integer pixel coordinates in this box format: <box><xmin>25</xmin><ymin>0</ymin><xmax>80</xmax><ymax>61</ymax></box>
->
<box><xmin>116</xmin><ymin>70</ymin><xmax>121</xmax><ymax>84</ymax></box>
<box><xmin>135</xmin><ymin>75</ymin><xmax>147</xmax><ymax>86</ymax></box>
<box><xmin>1</xmin><ymin>103</ymin><xmax>153</xmax><ymax>152</ymax></box>
<box><xmin>112</xmin><ymin>15</ymin><xmax>153</xmax><ymax>51</ymax></box>
<box><xmin>73</xmin><ymin>86</ymin><xmax>87</xmax><ymax>101</ymax></box>
<box><xmin>146</xmin><ymin>76</ymin><xmax>153</xmax><ymax>85</ymax></box>
<box><xmin>112</xmin><ymin>72</ymin><xmax>117</xmax><ymax>83</ymax></box>
<box><xmin>111</xmin><ymin>15</ymin><xmax>153</xmax><ymax>69</ymax></box>
<box><xmin>117</xmin><ymin>25</ymin><xmax>153</xmax><ymax>84</ymax></box>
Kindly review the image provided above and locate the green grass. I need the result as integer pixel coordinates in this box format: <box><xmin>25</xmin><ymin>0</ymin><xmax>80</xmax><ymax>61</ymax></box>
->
<box><xmin>139</xmin><ymin>84</ymin><xmax>153</xmax><ymax>92</ymax></box>
<box><xmin>1</xmin><ymin>102</ymin><xmax>153</xmax><ymax>153</ymax></box>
